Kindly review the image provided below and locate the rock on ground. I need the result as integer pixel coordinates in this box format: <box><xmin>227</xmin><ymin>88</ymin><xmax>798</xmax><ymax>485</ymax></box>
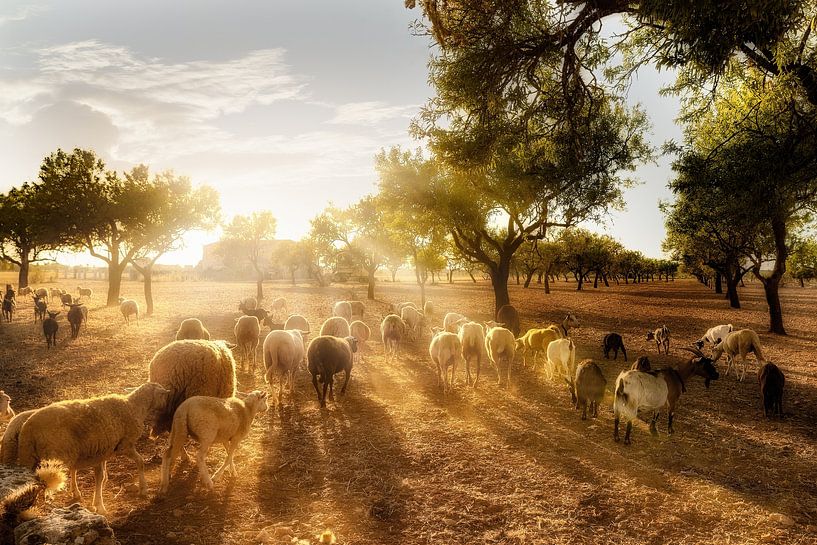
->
<box><xmin>14</xmin><ymin>504</ymin><xmax>115</xmax><ymax>545</ymax></box>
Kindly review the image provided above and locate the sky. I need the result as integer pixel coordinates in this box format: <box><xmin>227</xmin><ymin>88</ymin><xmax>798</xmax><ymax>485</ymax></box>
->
<box><xmin>0</xmin><ymin>1</ymin><xmax>681</xmax><ymax>266</ymax></box>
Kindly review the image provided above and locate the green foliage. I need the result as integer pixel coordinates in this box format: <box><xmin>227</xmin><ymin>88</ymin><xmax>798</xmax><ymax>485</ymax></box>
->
<box><xmin>788</xmin><ymin>238</ymin><xmax>817</xmax><ymax>284</ymax></box>
<box><xmin>222</xmin><ymin>211</ymin><xmax>278</xmax><ymax>274</ymax></box>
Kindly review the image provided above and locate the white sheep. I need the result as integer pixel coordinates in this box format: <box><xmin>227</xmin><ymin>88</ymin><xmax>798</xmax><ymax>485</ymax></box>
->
<box><xmin>118</xmin><ymin>297</ymin><xmax>139</xmax><ymax>324</ymax></box>
<box><xmin>1</xmin><ymin>408</ymin><xmax>35</xmax><ymax>464</ymax></box>
<box><xmin>423</xmin><ymin>300</ymin><xmax>434</xmax><ymax>318</ymax></box>
<box><xmin>546</xmin><ymin>338</ymin><xmax>577</xmax><ymax>397</ymax></box>
<box><xmin>712</xmin><ymin>329</ymin><xmax>765</xmax><ymax>381</ymax></box>
<box><xmin>159</xmin><ymin>391</ymin><xmax>268</xmax><ymax>494</ymax></box>
<box><xmin>319</xmin><ymin>316</ymin><xmax>351</xmax><ymax>338</ymax></box>
<box><xmin>458</xmin><ymin>321</ymin><xmax>485</xmax><ymax>386</ymax></box>
<box><xmin>400</xmin><ymin>306</ymin><xmax>425</xmax><ymax>341</ymax></box>
<box><xmin>270</xmin><ymin>297</ymin><xmax>287</xmax><ymax>318</ymax></box>
<box><xmin>0</xmin><ymin>390</ymin><xmax>14</xmax><ymax>422</ymax></box>
<box><xmin>77</xmin><ymin>286</ymin><xmax>93</xmax><ymax>299</ymax></box>
<box><xmin>695</xmin><ymin>324</ymin><xmax>734</xmax><ymax>349</ymax></box>
<box><xmin>175</xmin><ymin>318</ymin><xmax>211</xmax><ymax>341</ymax></box>
<box><xmin>429</xmin><ymin>331</ymin><xmax>464</xmax><ymax>394</ymax></box>
<box><xmin>392</xmin><ymin>301</ymin><xmax>417</xmax><ymax>314</ymax></box>
<box><xmin>332</xmin><ymin>301</ymin><xmax>353</xmax><ymax>322</ymax></box>
<box><xmin>263</xmin><ymin>329</ymin><xmax>305</xmax><ymax>403</ymax></box>
<box><xmin>285</xmin><ymin>314</ymin><xmax>310</xmax><ymax>357</ymax></box>
<box><xmin>238</xmin><ymin>297</ymin><xmax>257</xmax><ymax>313</ymax></box>
<box><xmin>148</xmin><ymin>340</ymin><xmax>238</xmax><ymax>434</ymax></box>
<box><xmin>443</xmin><ymin>312</ymin><xmax>468</xmax><ymax>334</ymax></box>
<box><xmin>234</xmin><ymin>315</ymin><xmax>261</xmax><ymax>372</ymax></box>
<box><xmin>349</xmin><ymin>320</ymin><xmax>371</xmax><ymax>362</ymax></box>
<box><xmin>381</xmin><ymin>314</ymin><xmax>407</xmax><ymax>362</ymax></box>
<box><xmin>484</xmin><ymin>322</ymin><xmax>515</xmax><ymax>387</ymax></box>
<box><xmin>17</xmin><ymin>382</ymin><xmax>171</xmax><ymax>515</ymax></box>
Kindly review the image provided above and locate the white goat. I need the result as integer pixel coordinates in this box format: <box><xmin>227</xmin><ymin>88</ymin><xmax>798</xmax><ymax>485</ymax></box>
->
<box><xmin>484</xmin><ymin>322</ymin><xmax>515</xmax><ymax>387</ymax></box>
<box><xmin>695</xmin><ymin>324</ymin><xmax>734</xmax><ymax>349</ymax></box>
<box><xmin>429</xmin><ymin>331</ymin><xmax>464</xmax><ymax>394</ymax></box>
<box><xmin>546</xmin><ymin>338</ymin><xmax>576</xmax><ymax>391</ymax></box>
<box><xmin>646</xmin><ymin>325</ymin><xmax>670</xmax><ymax>354</ymax></box>
<box><xmin>712</xmin><ymin>328</ymin><xmax>765</xmax><ymax>381</ymax></box>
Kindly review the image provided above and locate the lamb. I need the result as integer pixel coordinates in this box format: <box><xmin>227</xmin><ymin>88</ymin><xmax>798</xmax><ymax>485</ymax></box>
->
<box><xmin>400</xmin><ymin>306</ymin><xmax>425</xmax><ymax>341</ymax></box>
<box><xmin>429</xmin><ymin>331</ymin><xmax>464</xmax><ymax>394</ymax></box>
<box><xmin>574</xmin><ymin>360</ymin><xmax>606</xmax><ymax>420</ymax></box>
<box><xmin>496</xmin><ymin>304</ymin><xmax>520</xmax><ymax>337</ymax></box>
<box><xmin>758</xmin><ymin>362</ymin><xmax>784</xmax><ymax>418</ymax></box>
<box><xmin>66</xmin><ymin>303</ymin><xmax>86</xmax><ymax>339</ymax></box>
<box><xmin>516</xmin><ymin>326</ymin><xmax>562</xmax><ymax>370</ymax></box>
<box><xmin>484</xmin><ymin>322</ymin><xmax>515</xmax><ymax>387</ymax></box>
<box><xmin>694</xmin><ymin>324</ymin><xmax>734</xmax><ymax>350</ymax></box>
<box><xmin>76</xmin><ymin>286</ymin><xmax>93</xmax><ymax>299</ymax></box>
<box><xmin>631</xmin><ymin>355</ymin><xmax>651</xmax><ymax>372</ymax></box>
<box><xmin>307</xmin><ymin>335</ymin><xmax>357</xmax><ymax>407</ymax></box>
<box><xmin>1</xmin><ymin>298</ymin><xmax>14</xmax><ymax>322</ymax></box>
<box><xmin>32</xmin><ymin>294</ymin><xmax>47</xmax><ymax>323</ymax></box>
<box><xmin>546</xmin><ymin>338</ymin><xmax>577</xmax><ymax>397</ymax></box>
<box><xmin>320</xmin><ymin>316</ymin><xmax>351</xmax><ymax>338</ymax></box>
<box><xmin>349</xmin><ymin>320</ymin><xmax>371</xmax><ymax>361</ymax></box>
<box><xmin>381</xmin><ymin>314</ymin><xmax>407</xmax><ymax>362</ymax></box>
<box><xmin>270</xmin><ymin>297</ymin><xmax>287</xmax><ymax>318</ymax></box>
<box><xmin>243</xmin><ymin>308</ymin><xmax>274</xmax><ymax>329</ymax></box>
<box><xmin>603</xmin><ymin>332</ymin><xmax>627</xmax><ymax>361</ymax></box>
<box><xmin>118</xmin><ymin>297</ymin><xmax>139</xmax><ymax>324</ymax></box>
<box><xmin>0</xmin><ymin>409</ymin><xmax>35</xmax><ymax>464</ymax></box>
<box><xmin>17</xmin><ymin>382</ymin><xmax>171</xmax><ymax>515</ymax></box>
<box><xmin>43</xmin><ymin>310</ymin><xmax>59</xmax><ymax>349</ymax></box>
<box><xmin>332</xmin><ymin>301</ymin><xmax>353</xmax><ymax>322</ymax></box>
<box><xmin>147</xmin><ymin>340</ymin><xmax>238</xmax><ymax>434</ymax></box>
<box><xmin>59</xmin><ymin>292</ymin><xmax>73</xmax><ymax>307</ymax></box>
<box><xmin>238</xmin><ymin>297</ymin><xmax>257</xmax><ymax>313</ymax></box>
<box><xmin>234</xmin><ymin>316</ymin><xmax>261</xmax><ymax>372</ymax></box>
<box><xmin>347</xmin><ymin>300</ymin><xmax>365</xmax><ymax>317</ymax></box>
<box><xmin>458</xmin><ymin>321</ymin><xmax>485</xmax><ymax>386</ymax></box>
<box><xmin>49</xmin><ymin>287</ymin><xmax>61</xmax><ymax>300</ymax></box>
<box><xmin>175</xmin><ymin>318</ymin><xmax>211</xmax><ymax>341</ymax></box>
<box><xmin>159</xmin><ymin>390</ymin><xmax>268</xmax><ymax>494</ymax></box>
<box><xmin>711</xmin><ymin>328</ymin><xmax>765</xmax><ymax>381</ymax></box>
<box><xmin>263</xmin><ymin>329</ymin><xmax>305</xmax><ymax>403</ymax></box>
<box><xmin>646</xmin><ymin>325</ymin><xmax>671</xmax><ymax>354</ymax></box>
<box><xmin>423</xmin><ymin>300</ymin><xmax>434</xmax><ymax>318</ymax></box>
<box><xmin>443</xmin><ymin>312</ymin><xmax>468</xmax><ymax>334</ymax></box>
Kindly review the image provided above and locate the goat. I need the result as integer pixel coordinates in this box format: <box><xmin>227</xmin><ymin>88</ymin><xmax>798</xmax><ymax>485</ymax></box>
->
<box><xmin>646</xmin><ymin>325</ymin><xmax>670</xmax><ymax>354</ymax></box>
<box><xmin>602</xmin><ymin>332</ymin><xmax>627</xmax><ymax>361</ymax></box>
<box><xmin>758</xmin><ymin>362</ymin><xmax>784</xmax><ymax>418</ymax></box>
<box><xmin>631</xmin><ymin>356</ymin><xmax>651</xmax><ymax>372</ymax></box>
<box><xmin>711</xmin><ymin>329</ymin><xmax>765</xmax><ymax>382</ymax></box>
<box><xmin>694</xmin><ymin>324</ymin><xmax>733</xmax><ymax>350</ymax></box>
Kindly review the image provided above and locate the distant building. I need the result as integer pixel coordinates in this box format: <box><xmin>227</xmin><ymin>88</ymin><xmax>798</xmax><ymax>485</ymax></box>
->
<box><xmin>197</xmin><ymin>239</ymin><xmax>310</xmax><ymax>281</ymax></box>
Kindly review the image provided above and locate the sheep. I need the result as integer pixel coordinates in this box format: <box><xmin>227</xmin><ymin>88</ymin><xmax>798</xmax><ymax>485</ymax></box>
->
<box><xmin>243</xmin><ymin>308</ymin><xmax>274</xmax><ymax>329</ymax></box>
<box><xmin>603</xmin><ymin>332</ymin><xmax>627</xmax><ymax>361</ymax></box>
<box><xmin>263</xmin><ymin>329</ymin><xmax>305</xmax><ymax>403</ymax></box>
<box><xmin>429</xmin><ymin>331</ymin><xmax>464</xmax><ymax>394</ymax></box>
<box><xmin>285</xmin><ymin>314</ymin><xmax>310</xmax><ymax>353</ymax></box>
<box><xmin>18</xmin><ymin>286</ymin><xmax>32</xmax><ymax>296</ymax></box>
<box><xmin>43</xmin><ymin>310</ymin><xmax>59</xmax><ymax>349</ymax></box>
<box><xmin>400</xmin><ymin>306</ymin><xmax>425</xmax><ymax>341</ymax></box>
<box><xmin>118</xmin><ymin>297</ymin><xmax>139</xmax><ymax>324</ymax></box>
<box><xmin>307</xmin><ymin>335</ymin><xmax>357</xmax><ymax>407</ymax></box>
<box><xmin>175</xmin><ymin>317</ymin><xmax>211</xmax><ymax>341</ymax></box>
<box><xmin>381</xmin><ymin>314</ymin><xmax>406</xmax><ymax>362</ymax></box>
<box><xmin>458</xmin><ymin>321</ymin><xmax>485</xmax><ymax>386</ymax></box>
<box><xmin>76</xmin><ymin>286</ymin><xmax>93</xmax><ymax>299</ymax></box>
<box><xmin>270</xmin><ymin>297</ymin><xmax>287</xmax><ymax>318</ymax></box>
<box><xmin>49</xmin><ymin>287</ymin><xmax>61</xmax><ymax>300</ymax></box>
<box><xmin>443</xmin><ymin>312</ymin><xmax>468</xmax><ymax>334</ymax></box>
<box><xmin>516</xmin><ymin>326</ymin><xmax>563</xmax><ymax>370</ymax></box>
<box><xmin>320</xmin><ymin>316</ymin><xmax>351</xmax><ymax>338</ymax></box>
<box><xmin>159</xmin><ymin>390</ymin><xmax>268</xmax><ymax>494</ymax></box>
<box><xmin>423</xmin><ymin>300</ymin><xmax>434</xmax><ymax>318</ymax></box>
<box><xmin>646</xmin><ymin>325</ymin><xmax>671</xmax><ymax>354</ymax></box>
<box><xmin>0</xmin><ymin>390</ymin><xmax>14</xmax><ymax>422</ymax></box>
<box><xmin>349</xmin><ymin>320</ymin><xmax>371</xmax><ymax>361</ymax></box>
<box><xmin>66</xmin><ymin>303</ymin><xmax>86</xmax><ymax>339</ymax></box>
<box><xmin>574</xmin><ymin>360</ymin><xmax>606</xmax><ymax>420</ymax></box>
<box><xmin>496</xmin><ymin>304</ymin><xmax>520</xmax><ymax>337</ymax></box>
<box><xmin>631</xmin><ymin>355</ymin><xmax>651</xmax><ymax>372</ymax></box>
<box><xmin>147</xmin><ymin>340</ymin><xmax>238</xmax><ymax>435</ymax></box>
<box><xmin>392</xmin><ymin>301</ymin><xmax>417</xmax><ymax>314</ymax></box>
<box><xmin>332</xmin><ymin>301</ymin><xmax>352</xmax><ymax>322</ymax></box>
<box><xmin>694</xmin><ymin>324</ymin><xmax>734</xmax><ymax>350</ymax></box>
<box><xmin>17</xmin><ymin>382</ymin><xmax>171</xmax><ymax>515</ymax></box>
<box><xmin>238</xmin><ymin>297</ymin><xmax>257</xmax><ymax>313</ymax></box>
<box><xmin>546</xmin><ymin>338</ymin><xmax>577</xmax><ymax>398</ymax></box>
<box><xmin>59</xmin><ymin>292</ymin><xmax>73</xmax><ymax>307</ymax></box>
<box><xmin>35</xmin><ymin>287</ymin><xmax>48</xmax><ymax>301</ymax></box>
<box><xmin>758</xmin><ymin>362</ymin><xmax>784</xmax><ymax>418</ymax></box>
<box><xmin>613</xmin><ymin>368</ymin><xmax>685</xmax><ymax>445</ymax></box>
<box><xmin>32</xmin><ymin>294</ymin><xmax>47</xmax><ymax>323</ymax></box>
<box><xmin>711</xmin><ymin>329</ymin><xmax>765</xmax><ymax>381</ymax></box>
<box><xmin>484</xmin><ymin>322</ymin><xmax>515</xmax><ymax>387</ymax></box>
<box><xmin>1</xmin><ymin>298</ymin><xmax>14</xmax><ymax>322</ymax></box>
<box><xmin>234</xmin><ymin>316</ymin><xmax>261</xmax><ymax>372</ymax></box>
<box><xmin>0</xmin><ymin>409</ymin><xmax>35</xmax><ymax>464</ymax></box>
<box><xmin>347</xmin><ymin>300</ymin><xmax>366</xmax><ymax>317</ymax></box>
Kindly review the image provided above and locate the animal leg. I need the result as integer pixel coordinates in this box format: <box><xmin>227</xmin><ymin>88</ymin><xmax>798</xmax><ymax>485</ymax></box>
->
<box><xmin>613</xmin><ymin>413</ymin><xmax>620</xmax><ymax>442</ymax></box>
<box><xmin>69</xmin><ymin>469</ymin><xmax>81</xmax><ymax>502</ymax></box>
<box><xmin>211</xmin><ymin>442</ymin><xmax>233</xmax><ymax>482</ymax></box>
<box><xmin>450</xmin><ymin>356</ymin><xmax>458</xmax><ymax>389</ymax></box>
<box><xmin>580</xmin><ymin>399</ymin><xmax>587</xmax><ymax>420</ymax></box>
<box><xmin>196</xmin><ymin>440</ymin><xmax>215</xmax><ymax>491</ymax></box>
<box><xmin>649</xmin><ymin>412</ymin><xmax>659</xmax><ymax>436</ymax></box>
<box><xmin>91</xmin><ymin>463</ymin><xmax>108</xmax><ymax>516</ymax></box>
<box><xmin>311</xmin><ymin>373</ymin><xmax>322</xmax><ymax>404</ymax></box>
<box><xmin>340</xmin><ymin>369</ymin><xmax>350</xmax><ymax>395</ymax></box>
<box><xmin>125</xmin><ymin>445</ymin><xmax>148</xmax><ymax>496</ymax></box>
<box><xmin>624</xmin><ymin>421</ymin><xmax>632</xmax><ymax>445</ymax></box>
<box><xmin>474</xmin><ymin>357</ymin><xmax>481</xmax><ymax>388</ymax></box>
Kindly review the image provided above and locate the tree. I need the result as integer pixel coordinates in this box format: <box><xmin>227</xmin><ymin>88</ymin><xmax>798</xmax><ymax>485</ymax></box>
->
<box><xmin>36</xmin><ymin>149</ymin><xmax>155</xmax><ymax>306</ymax></box>
<box><xmin>271</xmin><ymin>240</ymin><xmax>313</xmax><ymax>286</ymax></box>
<box><xmin>788</xmin><ymin>238</ymin><xmax>817</xmax><ymax>286</ymax></box>
<box><xmin>124</xmin><ymin>167</ymin><xmax>221</xmax><ymax>315</ymax></box>
<box><xmin>221</xmin><ymin>212</ymin><xmax>277</xmax><ymax>300</ymax></box>
<box><xmin>0</xmin><ymin>183</ymin><xmax>60</xmax><ymax>288</ymax></box>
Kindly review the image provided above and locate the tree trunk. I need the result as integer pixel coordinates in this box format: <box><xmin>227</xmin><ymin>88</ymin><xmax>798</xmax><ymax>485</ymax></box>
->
<box><xmin>290</xmin><ymin>268</ymin><xmax>296</xmax><ymax>286</ymax></box>
<box><xmin>514</xmin><ymin>268</ymin><xmax>520</xmax><ymax>285</ymax></box>
<box><xmin>467</xmin><ymin>270</ymin><xmax>476</xmax><ymax>283</ymax></box>
<box><xmin>105</xmin><ymin>262</ymin><xmax>125</xmax><ymax>306</ymax></box>
<box><xmin>760</xmin><ymin>275</ymin><xmax>785</xmax><ymax>334</ymax></box>
<box><xmin>143</xmin><ymin>264</ymin><xmax>155</xmax><ymax>316</ymax></box>
<box><xmin>256</xmin><ymin>277</ymin><xmax>264</xmax><ymax>301</ymax></box>
<box><xmin>391</xmin><ymin>269</ymin><xmax>398</xmax><ymax>282</ymax></box>
<box><xmin>576</xmin><ymin>270</ymin><xmax>584</xmax><ymax>291</ymax></box>
<box><xmin>523</xmin><ymin>269</ymin><xmax>535</xmax><ymax>288</ymax></box>
<box><xmin>602</xmin><ymin>273</ymin><xmax>610</xmax><ymax>287</ymax></box>
<box><xmin>367</xmin><ymin>267</ymin><xmax>376</xmax><ymax>300</ymax></box>
<box><xmin>593</xmin><ymin>271</ymin><xmax>599</xmax><ymax>289</ymax></box>
<box><xmin>17</xmin><ymin>252</ymin><xmax>30</xmax><ymax>289</ymax></box>
<box><xmin>714</xmin><ymin>271</ymin><xmax>723</xmax><ymax>294</ymax></box>
<box><xmin>489</xmin><ymin>258</ymin><xmax>511</xmax><ymax>314</ymax></box>
<box><xmin>800</xmin><ymin>277</ymin><xmax>805</xmax><ymax>287</ymax></box>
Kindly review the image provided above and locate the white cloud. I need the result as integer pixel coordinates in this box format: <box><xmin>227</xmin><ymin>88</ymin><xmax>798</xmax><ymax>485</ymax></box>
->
<box><xmin>0</xmin><ymin>4</ymin><xmax>48</xmax><ymax>26</ymax></box>
<box><xmin>329</xmin><ymin>101</ymin><xmax>418</xmax><ymax>126</ymax></box>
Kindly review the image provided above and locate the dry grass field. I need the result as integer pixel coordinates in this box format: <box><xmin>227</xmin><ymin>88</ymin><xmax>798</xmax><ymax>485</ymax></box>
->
<box><xmin>0</xmin><ymin>276</ymin><xmax>815</xmax><ymax>544</ymax></box>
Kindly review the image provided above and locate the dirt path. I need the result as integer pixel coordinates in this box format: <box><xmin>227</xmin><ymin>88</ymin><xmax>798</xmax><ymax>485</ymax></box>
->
<box><xmin>1</xmin><ymin>278</ymin><xmax>815</xmax><ymax>544</ymax></box>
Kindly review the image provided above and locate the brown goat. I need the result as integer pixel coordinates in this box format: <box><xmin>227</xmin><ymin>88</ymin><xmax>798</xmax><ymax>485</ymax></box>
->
<box><xmin>758</xmin><ymin>362</ymin><xmax>784</xmax><ymax>418</ymax></box>
<box><xmin>574</xmin><ymin>359</ymin><xmax>606</xmax><ymax>420</ymax></box>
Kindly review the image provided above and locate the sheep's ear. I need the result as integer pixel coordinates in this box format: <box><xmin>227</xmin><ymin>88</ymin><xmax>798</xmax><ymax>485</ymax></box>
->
<box><xmin>123</xmin><ymin>386</ymin><xmax>137</xmax><ymax>393</ymax></box>
<box><xmin>226</xmin><ymin>342</ymin><xmax>238</xmax><ymax>349</ymax></box>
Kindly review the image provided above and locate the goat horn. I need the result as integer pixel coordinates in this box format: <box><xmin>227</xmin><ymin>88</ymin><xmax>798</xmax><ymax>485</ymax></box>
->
<box><xmin>678</xmin><ymin>346</ymin><xmax>706</xmax><ymax>358</ymax></box>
